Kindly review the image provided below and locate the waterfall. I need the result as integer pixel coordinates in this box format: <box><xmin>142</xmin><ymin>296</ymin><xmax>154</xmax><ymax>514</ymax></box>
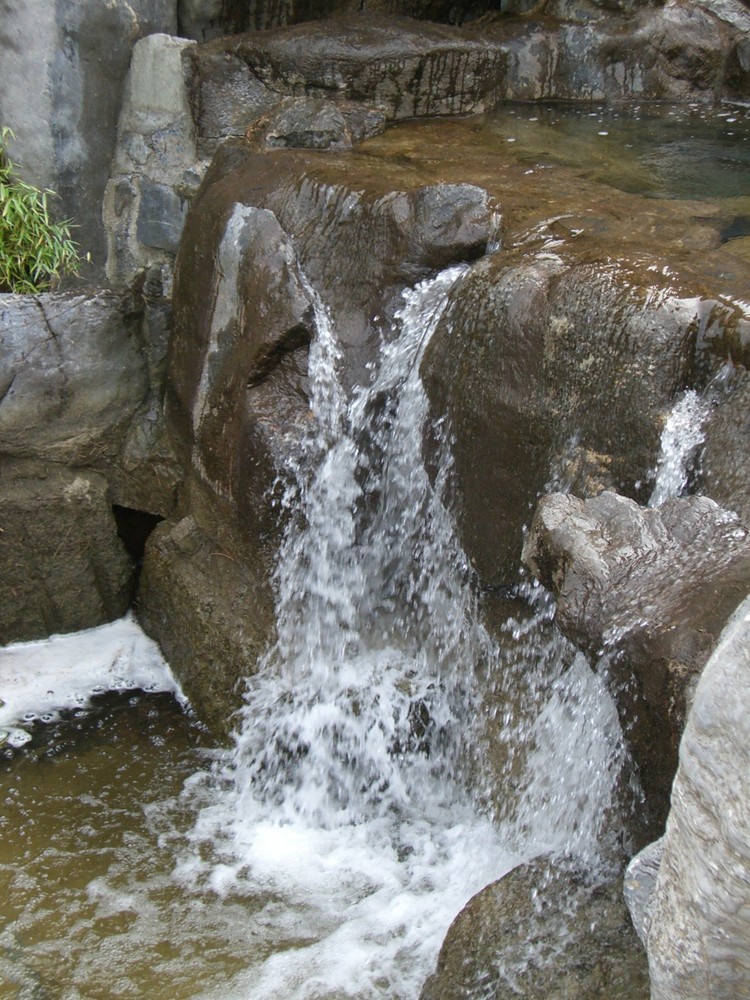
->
<box><xmin>649</xmin><ymin>389</ymin><xmax>710</xmax><ymax>507</ymax></box>
<box><xmin>175</xmin><ymin>264</ymin><xmax>628</xmax><ymax>999</ymax></box>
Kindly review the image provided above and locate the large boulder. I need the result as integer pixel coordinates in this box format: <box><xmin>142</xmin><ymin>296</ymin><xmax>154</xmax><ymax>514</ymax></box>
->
<box><xmin>421</xmin><ymin>252</ymin><xmax>701</xmax><ymax>585</ymax></box>
<box><xmin>645</xmin><ymin>594</ymin><xmax>750</xmax><ymax>999</ymax></box>
<box><xmin>184</xmin><ymin>15</ymin><xmax>507</xmax><ymax>158</ymax></box>
<box><xmin>137</xmin><ymin>516</ymin><xmax>274</xmax><ymax>736</ymax></box>
<box><xmin>0</xmin><ymin>291</ymin><xmax>148</xmax><ymax>466</ymax></box>
<box><xmin>421</xmin><ymin>856</ymin><xmax>649</xmax><ymax>1000</ymax></box>
<box><xmin>0</xmin><ymin>287</ymin><xmax>180</xmax><ymax>518</ymax></box>
<box><xmin>523</xmin><ymin>490</ymin><xmax>750</xmax><ymax>834</ymax></box>
<box><xmin>0</xmin><ymin>469</ymin><xmax>133</xmax><ymax>644</ymax></box>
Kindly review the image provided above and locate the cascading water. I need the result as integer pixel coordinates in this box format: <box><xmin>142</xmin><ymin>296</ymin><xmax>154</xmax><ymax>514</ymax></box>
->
<box><xmin>649</xmin><ymin>388</ymin><xmax>712</xmax><ymax>507</ymax></box>
<box><xmin>170</xmin><ymin>263</ymin><xmax>629</xmax><ymax>999</ymax></box>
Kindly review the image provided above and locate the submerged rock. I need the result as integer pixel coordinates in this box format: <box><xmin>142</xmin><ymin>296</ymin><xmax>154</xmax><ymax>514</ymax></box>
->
<box><xmin>523</xmin><ymin>490</ymin><xmax>750</xmax><ymax>834</ymax></box>
<box><xmin>421</xmin><ymin>856</ymin><xmax>649</xmax><ymax>1000</ymax></box>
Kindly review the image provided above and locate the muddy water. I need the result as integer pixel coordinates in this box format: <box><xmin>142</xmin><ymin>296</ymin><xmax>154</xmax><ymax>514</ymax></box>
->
<box><xmin>0</xmin><ymin>695</ymin><xmax>257</xmax><ymax>999</ymax></box>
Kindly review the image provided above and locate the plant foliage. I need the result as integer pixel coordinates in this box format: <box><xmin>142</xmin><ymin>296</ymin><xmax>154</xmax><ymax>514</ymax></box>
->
<box><xmin>0</xmin><ymin>126</ymin><xmax>86</xmax><ymax>294</ymax></box>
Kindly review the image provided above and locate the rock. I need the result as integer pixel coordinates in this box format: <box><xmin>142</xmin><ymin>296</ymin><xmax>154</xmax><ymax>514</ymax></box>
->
<box><xmin>136</xmin><ymin>181</ymin><xmax>189</xmax><ymax>253</ymax></box>
<box><xmin>523</xmin><ymin>490</ymin><xmax>750</xmax><ymax>834</ymax></box>
<box><xmin>421</xmin><ymin>252</ymin><xmax>700</xmax><ymax>584</ymax></box>
<box><xmin>104</xmin><ymin>33</ymin><xmax>203</xmax><ymax>288</ymax></box>
<box><xmin>137</xmin><ymin>516</ymin><xmax>274</xmax><ymax>737</ymax></box>
<box><xmin>188</xmin><ymin>15</ymin><xmax>506</xmax><ymax>148</ymax></box>
<box><xmin>485</xmin><ymin>1</ymin><xmax>750</xmax><ymax>102</ymax></box>
<box><xmin>624</xmin><ymin>837</ymin><xmax>664</xmax><ymax>947</ymax></box>
<box><xmin>0</xmin><ymin>0</ymin><xmax>177</xmax><ymax>271</ymax></box>
<box><xmin>248</xmin><ymin>97</ymin><xmax>388</xmax><ymax>150</ymax></box>
<box><xmin>168</xmin><ymin>201</ymin><xmax>315</xmax><ymax>507</ymax></box>
<box><xmin>646</xmin><ymin>594</ymin><xmax>750</xmax><ymax>999</ymax></box>
<box><xmin>0</xmin><ymin>291</ymin><xmax>149</xmax><ymax>467</ymax></box>
<box><xmin>0</xmin><ymin>470</ymin><xmax>133</xmax><ymax>644</ymax></box>
<box><xmin>140</xmin><ymin>143</ymin><xmax>497</xmax><ymax>731</ymax></box>
<box><xmin>421</xmin><ymin>856</ymin><xmax>649</xmax><ymax>1000</ymax></box>
<box><xmin>699</xmin><ymin>367</ymin><xmax>750</xmax><ymax>527</ymax></box>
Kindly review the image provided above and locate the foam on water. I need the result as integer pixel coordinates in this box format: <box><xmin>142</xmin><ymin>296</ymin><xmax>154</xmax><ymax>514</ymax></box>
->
<box><xmin>0</xmin><ymin>615</ymin><xmax>183</xmax><ymax>745</ymax></box>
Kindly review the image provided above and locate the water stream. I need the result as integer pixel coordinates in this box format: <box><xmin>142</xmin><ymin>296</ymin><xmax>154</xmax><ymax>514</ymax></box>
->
<box><xmin>1</xmin><ymin>265</ymin><xmax>628</xmax><ymax>998</ymax></box>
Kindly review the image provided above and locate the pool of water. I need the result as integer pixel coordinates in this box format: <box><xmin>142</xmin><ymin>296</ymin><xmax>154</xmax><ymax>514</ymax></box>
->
<box><xmin>483</xmin><ymin>101</ymin><xmax>750</xmax><ymax>204</ymax></box>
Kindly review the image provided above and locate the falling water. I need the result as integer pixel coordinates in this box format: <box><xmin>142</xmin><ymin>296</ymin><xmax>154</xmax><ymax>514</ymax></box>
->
<box><xmin>170</xmin><ymin>264</ymin><xmax>628</xmax><ymax>999</ymax></box>
<box><xmin>649</xmin><ymin>389</ymin><xmax>711</xmax><ymax>507</ymax></box>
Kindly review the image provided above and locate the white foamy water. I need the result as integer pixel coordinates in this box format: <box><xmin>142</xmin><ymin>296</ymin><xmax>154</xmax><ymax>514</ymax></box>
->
<box><xmin>649</xmin><ymin>389</ymin><xmax>710</xmax><ymax>507</ymax></box>
<box><xmin>0</xmin><ymin>616</ymin><xmax>182</xmax><ymax>746</ymax></box>
<box><xmin>161</xmin><ymin>265</ymin><xmax>628</xmax><ymax>998</ymax></box>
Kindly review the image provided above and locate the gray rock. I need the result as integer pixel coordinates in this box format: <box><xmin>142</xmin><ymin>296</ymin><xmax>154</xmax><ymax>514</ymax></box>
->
<box><xmin>700</xmin><ymin>367</ymin><xmax>750</xmax><ymax>528</ymax></box>
<box><xmin>189</xmin><ymin>15</ymin><xmax>506</xmax><ymax>138</ymax></box>
<box><xmin>249</xmin><ymin>97</ymin><xmax>387</xmax><ymax>150</ymax></box>
<box><xmin>421</xmin><ymin>856</ymin><xmax>649</xmax><ymax>1000</ymax></box>
<box><xmin>136</xmin><ymin>181</ymin><xmax>189</xmax><ymax>252</ymax></box>
<box><xmin>624</xmin><ymin>837</ymin><xmax>664</xmax><ymax>947</ymax></box>
<box><xmin>0</xmin><ymin>0</ymin><xmax>177</xmax><ymax>272</ymax></box>
<box><xmin>0</xmin><ymin>470</ymin><xmax>133</xmax><ymax>644</ymax></box>
<box><xmin>0</xmin><ymin>291</ymin><xmax>149</xmax><ymax>466</ymax></box>
<box><xmin>646</xmin><ymin>594</ymin><xmax>750</xmax><ymax>999</ymax></box>
<box><xmin>523</xmin><ymin>490</ymin><xmax>750</xmax><ymax>833</ymax></box>
<box><xmin>104</xmin><ymin>33</ymin><xmax>204</xmax><ymax>288</ymax></box>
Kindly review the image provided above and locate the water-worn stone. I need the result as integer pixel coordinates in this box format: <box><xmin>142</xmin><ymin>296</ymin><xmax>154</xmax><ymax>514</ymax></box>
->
<box><xmin>646</xmin><ymin>594</ymin><xmax>750</xmax><ymax>999</ymax></box>
<box><xmin>421</xmin><ymin>856</ymin><xmax>649</xmax><ymax>1000</ymax></box>
<box><xmin>485</xmin><ymin>0</ymin><xmax>750</xmax><ymax>102</ymax></box>
<box><xmin>187</xmin><ymin>14</ymin><xmax>506</xmax><ymax>149</ymax></box>
<box><xmin>523</xmin><ymin>490</ymin><xmax>750</xmax><ymax>834</ymax></box>
<box><xmin>0</xmin><ymin>470</ymin><xmax>133</xmax><ymax>644</ymax></box>
<box><xmin>135</xmin><ymin>141</ymin><xmax>499</xmax><ymax>726</ymax></box>
<box><xmin>421</xmin><ymin>253</ymin><xmax>699</xmax><ymax>585</ymax></box>
<box><xmin>624</xmin><ymin>837</ymin><xmax>664</xmax><ymax>947</ymax></box>
<box><xmin>700</xmin><ymin>367</ymin><xmax>750</xmax><ymax>527</ymax></box>
<box><xmin>137</xmin><ymin>516</ymin><xmax>274</xmax><ymax>736</ymax></box>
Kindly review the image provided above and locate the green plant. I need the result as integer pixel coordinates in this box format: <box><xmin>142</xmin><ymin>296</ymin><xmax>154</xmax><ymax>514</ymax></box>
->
<box><xmin>0</xmin><ymin>126</ymin><xmax>87</xmax><ymax>293</ymax></box>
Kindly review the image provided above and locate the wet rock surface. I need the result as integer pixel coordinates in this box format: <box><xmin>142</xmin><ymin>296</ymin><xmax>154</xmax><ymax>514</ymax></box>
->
<box><xmin>138</xmin><ymin>516</ymin><xmax>274</xmax><ymax>737</ymax></box>
<box><xmin>421</xmin><ymin>856</ymin><xmax>649</xmax><ymax>1000</ymax></box>
<box><xmin>523</xmin><ymin>490</ymin><xmax>750</xmax><ymax>833</ymax></box>
<box><xmin>699</xmin><ymin>367</ymin><xmax>750</xmax><ymax>527</ymax></box>
<box><xmin>421</xmin><ymin>252</ymin><xmax>699</xmax><ymax>582</ymax></box>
